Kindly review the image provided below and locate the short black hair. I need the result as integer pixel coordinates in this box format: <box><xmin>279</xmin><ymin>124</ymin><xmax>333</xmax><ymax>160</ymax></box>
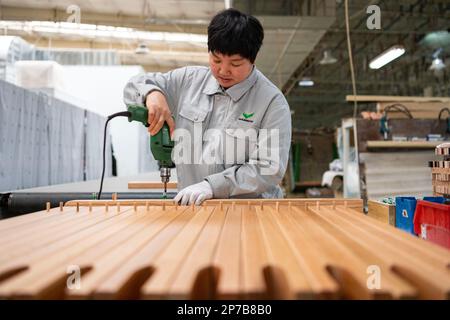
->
<box><xmin>207</xmin><ymin>8</ymin><xmax>264</xmax><ymax>63</ymax></box>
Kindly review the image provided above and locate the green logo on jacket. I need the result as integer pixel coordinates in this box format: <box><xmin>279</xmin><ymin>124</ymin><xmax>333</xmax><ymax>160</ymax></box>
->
<box><xmin>238</xmin><ymin>112</ymin><xmax>255</xmax><ymax>123</ymax></box>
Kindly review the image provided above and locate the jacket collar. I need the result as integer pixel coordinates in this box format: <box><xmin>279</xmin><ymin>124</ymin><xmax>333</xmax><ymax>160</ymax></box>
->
<box><xmin>202</xmin><ymin>66</ymin><xmax>258</xmax><ymax>102</ymax></box>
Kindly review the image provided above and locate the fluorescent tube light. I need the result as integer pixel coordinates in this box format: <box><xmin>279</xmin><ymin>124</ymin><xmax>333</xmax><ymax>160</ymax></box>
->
<box><xmin>0</xmin><ymin>21</ymin><xmax>207</xmax><ymax>44</ymax></box>
<box><xmin>298</xmin><ymin>78</ymin><xmax>314</xmax><ymax>87</ymax></box>
<box><xmin>369</xmin><ymin>45</ymin><xmax>405</xmax><ymax>69</ymax></box>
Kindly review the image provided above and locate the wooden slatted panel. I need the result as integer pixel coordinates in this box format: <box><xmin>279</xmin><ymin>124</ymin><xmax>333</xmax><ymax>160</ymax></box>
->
<box><xmin>0</xmin><ymin>200</ymin><xmax>449</xmax><ymax>300</ymax></box>
<box><xmin>0</xmin><ymin>206</ymin><xmax>140</xmax><ymax>298</ymax></box>
<box><xmin>0</xmin><ymin>206</ymin><xmax>109</xmax><ymax>264</ymax></box>
<box><xmin>0</xmin><ymin>206</ymin><xmax>123</xmax><ymax>283</ymax></box>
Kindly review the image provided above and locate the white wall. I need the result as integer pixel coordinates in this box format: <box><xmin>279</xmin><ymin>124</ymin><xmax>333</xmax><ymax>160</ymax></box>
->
<box><xmin>62</xmin><ymin>65</ymin><xmax>157</xmax><ymax>176</ymax></box>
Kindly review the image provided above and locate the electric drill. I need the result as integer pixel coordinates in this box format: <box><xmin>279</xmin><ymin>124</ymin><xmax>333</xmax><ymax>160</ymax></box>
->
<box><xmin>127</xmin><ymin>104</ymin><xmax>174</xmax><ymax>199</ymax></box>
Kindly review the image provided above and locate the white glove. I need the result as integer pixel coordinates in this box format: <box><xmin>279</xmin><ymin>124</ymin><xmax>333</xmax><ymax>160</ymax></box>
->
<box><xmin>174</xmin><ymin>181</ymin><xmax>213</xmax><ymax>206</ymax></box>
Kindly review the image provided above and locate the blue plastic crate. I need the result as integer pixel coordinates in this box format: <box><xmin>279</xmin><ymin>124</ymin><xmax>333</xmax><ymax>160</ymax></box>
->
<box><xmin>395</xmin><ymin>197</ymin><xmax>417</xmax><ymax>234</ymax></box>
<box><xmin>395</xmin><ymin>196</ymin><xmax>446</xmax><ymax>234</ymax></box>
<box><xmin>423</xmin><ymin>196</ymin><xmax>446</xmax><ymax>204</ymax></box>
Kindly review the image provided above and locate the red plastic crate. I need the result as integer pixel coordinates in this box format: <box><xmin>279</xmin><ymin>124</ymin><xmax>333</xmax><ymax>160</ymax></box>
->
<box><xmin>413</xmin><ymin>200</ymin><xmax>450</xmax><ymax>249</ymax></box>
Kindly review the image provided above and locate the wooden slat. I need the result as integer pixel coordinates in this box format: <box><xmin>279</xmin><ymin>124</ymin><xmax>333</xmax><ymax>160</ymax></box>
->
<box><xmin>340</xmin><ymin>207</ymin><xmax>450</xmax><ymax>267</ymax></box>
<box><xmin>268</xmin><ymin>206</ymin><xmax>340</xmax><ymax>298</ymax></box>
<box><xmin>0</xmin><ymin>208</ymin><xmax>59</xmax><ymax>232</ymax></box>
<box><xmin>93</xmin><ymin>206</ymin><xmax>194</xmax><ymax>299</ymax></box>
<box><xmin>255</xmin><ymin>206</ymin><xmax>311</xmax><ymax>299</ymax></box>
<box><xmin>240</xmin><ymin>205</ymin><xmax>270</xmax><ymax>299</ymax></box>
<box><xmin>321</xmin><ymin>206</ymin><xmax>450</xmax><ymax>299</ymax></box>
<box><xmin>0</xmin><ymin>207</ymin><xmax>124</xmax><ymax>272</ymax></box>
<box><xmin>128</xmin><ymin>181</ymin><xmax>178</xmax><ymax>189</ymax></box>
<box><xmin>65</xmin><ymin>206</ymin><xmax>185</xmax><ymax>299</ymax></box>
<box><xmin>291</xmin><ymin>206</ymin><xmax>416</xmax><ymax>299</ymax></box>
<box><xmin>346</xmin><ymin>95</ymin><xmax>450</xmax><ymax>103</ymax></box>
<box><xmin>367</xmin><ymin>141</ymin><xmax>442</xmax><ymax>149</ymax></box>
<box><xmin>213</xmin><ymin>205</ymin><xmax>242</xmax><ymax>299</ymax></box>
<box><xmin>0</xmin><ymin>206</ymin><xmax>111</xmax><ymax>264</ymax></box>
<box><xmin>140</xmin><ymin>206</ymin><xmax>214</xmax><ymax>299</ymax></box>
<box><xmin>64</xmin><ymin>198</ymin><xmax>363</xmax><ymax>209</ymax></box>
<box><xmin>167</xmin><ymin>207</ymin><xmax>227</xmax><ymax>299</ymax></box>
<box><xmin>0</xmin><ymin>207</ymin><xmax>142</xmax><ymax>298</ymax></box>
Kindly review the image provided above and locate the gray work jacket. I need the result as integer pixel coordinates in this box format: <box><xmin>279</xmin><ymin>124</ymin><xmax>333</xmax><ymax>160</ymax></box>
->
<box><xmin>123</xmin><ymin>66</ymin><xmax>292</xmax><ymax>199</ymax></box>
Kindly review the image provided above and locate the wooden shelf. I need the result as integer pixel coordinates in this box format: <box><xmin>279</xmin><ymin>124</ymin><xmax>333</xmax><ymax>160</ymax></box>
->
<box><xmin>366</xmin><ymin>140</ymin><xmax>443</xmax><ymax>149</ymax></box>
<box><xmin>346</xmin><ymin>95</ymin><xmax>450</xmax><ymax>103</ymax></box>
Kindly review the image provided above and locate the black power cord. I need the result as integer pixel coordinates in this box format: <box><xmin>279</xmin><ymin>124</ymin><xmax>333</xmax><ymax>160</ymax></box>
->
<box><xmin>97</xmin><ymin>111</ymin><xmax>131</xmax><ymax>200</ymax></box>
<box><xmin>384</xmin><ymin>103</ymin><xmax>413</xmax><ymax>119</ymax></box>
<box><xmin>438</xmin><ymin>107</ymin><xmax>450</xmax><ymax>120</ymax></box>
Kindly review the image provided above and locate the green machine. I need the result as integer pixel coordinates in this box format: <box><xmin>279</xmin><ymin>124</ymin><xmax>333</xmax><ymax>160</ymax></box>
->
<box><xmin>127</xmin><ymin>105</ymin><xmax>175</xmax><ymax>198</ymax></box>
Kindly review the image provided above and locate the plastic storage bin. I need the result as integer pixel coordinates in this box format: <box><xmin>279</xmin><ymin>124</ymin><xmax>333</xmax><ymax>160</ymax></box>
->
<box><xmin>413</xmin><ymin>200</ymin><xmax>450</xmax><ymax>249</ymax></box>
<box><xmin>395</xmin><ymin>197</ymin><xmax>417</xmax><ymax>234</ymax></box>
<box><xmin>395</xmin><ymin>197</ymin><xmax>446</xmax><ymax>234</ymax></box>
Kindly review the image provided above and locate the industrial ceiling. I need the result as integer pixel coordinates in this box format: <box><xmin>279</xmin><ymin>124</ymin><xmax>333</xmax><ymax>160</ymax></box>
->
<box><xmin>0</xmin><ymin>0</ymin><xmax>448</xmax><ymax>129</ymax></box>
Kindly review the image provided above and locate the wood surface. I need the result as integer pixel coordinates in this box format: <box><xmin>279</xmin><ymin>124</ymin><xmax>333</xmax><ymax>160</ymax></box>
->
<box><xmin>0</xmin><ymin>199</ymin><xmax>449</xmax><ymax>300</ymax></box>
<box><xmin>367</xmin><ymin>200</ymin><xmax>396</xmax><ymax>226</ymax></box>
<box><xmin>128</xmin><ymin>181</ymin><xmax>178</xmax><ymax>189</ymax></box>
<box><xmin>346</xmin><ymin>95</ymin><xmax>450</xmax><ymax>103</ymax></box>
<box><xmin>367</xmin><ymin>141</ymin><xmax>442</xmax><ymax>149</ymax></box>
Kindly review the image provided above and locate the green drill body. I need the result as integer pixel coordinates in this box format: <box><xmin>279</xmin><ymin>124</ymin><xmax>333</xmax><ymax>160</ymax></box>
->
<box><xmin>126</xmin><ymin>104</ymin><xmax>174</xmax><ymax>198</ymax></box>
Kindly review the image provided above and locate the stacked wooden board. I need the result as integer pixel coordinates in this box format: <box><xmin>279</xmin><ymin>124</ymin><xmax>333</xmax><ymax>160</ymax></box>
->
<box><xmin>430</xmin><ymin>143</ymin><xmax>450</xmax><ymax>197</ymax></box>
<box><xmin>0</xmin><ymin>199</ymin><xmax>449</xmax><ymax>300</ymax></box>
<box><xmin>360</xmin><ymin>152</ymin><xmax>435</xmax><ymax>199</ymax></box>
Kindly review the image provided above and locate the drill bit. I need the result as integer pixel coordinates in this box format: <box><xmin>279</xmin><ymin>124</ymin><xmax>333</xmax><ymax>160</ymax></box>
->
<box><xmin>160</xmin><ymin>167</ymin><xmax>171</xmax><ymax>200</ymax></box>
<box><xmin>163</xmin><ymin>182</ymin><xmax>167</xmax><ymax>199</ymax></box>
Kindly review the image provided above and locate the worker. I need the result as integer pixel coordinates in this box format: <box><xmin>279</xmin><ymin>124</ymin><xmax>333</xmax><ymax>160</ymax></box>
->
<box><xmin>123</xmin><ymin>8</ymin><xmax>292</xmax><ymax>205</ymax></box>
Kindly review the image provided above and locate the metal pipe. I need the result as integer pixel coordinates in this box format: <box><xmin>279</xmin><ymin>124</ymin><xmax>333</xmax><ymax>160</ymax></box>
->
<box><xmin>0</xmin><ymin>192</ymin><xmax>177</xmax><ymax>219</ymax></box>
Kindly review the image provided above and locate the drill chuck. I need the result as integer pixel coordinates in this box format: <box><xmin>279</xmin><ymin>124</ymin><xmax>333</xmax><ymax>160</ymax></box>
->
<box><xmin>160</xmin><ymin>167</ymin><xmax>171</xmax><ymax>182</ymax></box>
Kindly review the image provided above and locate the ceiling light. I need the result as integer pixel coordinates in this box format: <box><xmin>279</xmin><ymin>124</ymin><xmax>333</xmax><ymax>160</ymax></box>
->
<box><xmin>429</xmin><ymin>48</ymin><xmax>446</xmax><ymax>71</ymax></box>
<box><xmin>429</xmin><ymin>57</ymin><xmax>446</xmax><ymax>71</ymax></box>
<box><xmin>135</xmin><ymin>43</ymin><xmax>150</xmax><ymax>54</ymax></box>
<box><xmin>224</xmin><ymin>0</ymin><xmax>233</xmax><ymax>9</ymax></box>
<box><xmin>421</xmin><ymin>31</ymin><xmax>450</xmax><ymax>49</ymax></box>
<box><xmin>369</xmin><ymin>45</ymin><xmax>405</xmax><ymax>69</ymax></box>
<box><xmin>0</xmin><ymin>21</ymin><xmax>207</xmax><ymax>44</ymax></box>
<box><xmin>319</xmin><ymin>50</ymin><xmax>337</xmax><ymax>65</ymax></box>
<box><xmin>298</xmin><ymin>78</ymin><xmax>314</xmax><ymax>87</ymax></box>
